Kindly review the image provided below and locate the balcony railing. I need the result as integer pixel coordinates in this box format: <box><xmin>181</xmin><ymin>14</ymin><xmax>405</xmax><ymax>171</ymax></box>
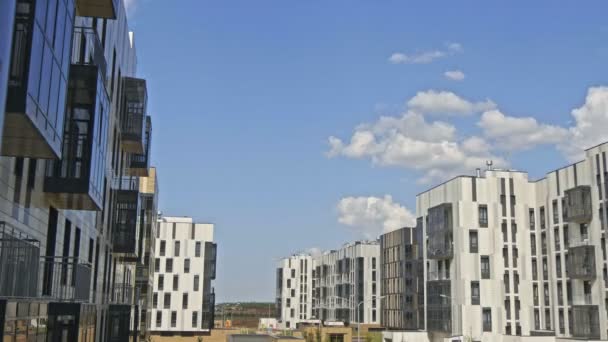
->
<box><xmin>111</xmin><ymin>283</ymin><xmax>134</xmax><ymax>305</ymax></box>
<box><xmin>0</xmin><ymin>222</ymin><xmax>40</xmax><ymax>298</ymax></box>
<box><xmin>41</xmin><ymin>256</ymin><xmax>92</xmax><ymax>302</ymax></box>
<box><xmin>72</xmin><ymin>26</ymin><xmax>107</xmax><ymax>83</ymax></box>
<box><xmin>127</xmin><ymin>116</ymin><xmax>152</xmax><ymax>177</ymax></box>
<box><xmin>112</xmin><ymin>178</ymin><xmax>140</xmax><ymax>259</ymax></box>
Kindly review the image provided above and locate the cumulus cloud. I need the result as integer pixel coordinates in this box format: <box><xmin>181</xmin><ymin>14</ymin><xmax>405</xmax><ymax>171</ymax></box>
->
<box><xmin>407</xmin><ymin>90</ymin><xmax>496</xmax><ymax>116</ymax></box>
<box><xmin>444</xmin><ymin>70</ymin><xmax>465</xmax><ymax>81</ymax></box>
<box><xmin>479</xmin><ymin>110</ymin><xmax>570</xmax><ymax>151</ymax></box>
<box><xmin>389</xmin><ymin>42</ymin><xmax>463</xmax><ymax>65</ymax></box>
<box><xmin>337</xmin><ymin>195</ymin><xmax>415</xmax><ymax>238</ymax></box>
<box><xmin>560</xmin><ymin>86</ymin><xmax>608</xmax><ymax>161</ymax></box>
<box><xmin>328</xmin><ymin>111</ymin><xmax>506</xmax><ymax>183</ymax></box>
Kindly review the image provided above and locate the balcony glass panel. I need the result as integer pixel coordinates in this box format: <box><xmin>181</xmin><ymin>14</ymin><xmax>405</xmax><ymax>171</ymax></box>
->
<box><xmin>564</xmin><ymin>186</ymin><xmax>592</xmax><ymax>223</ymax></box>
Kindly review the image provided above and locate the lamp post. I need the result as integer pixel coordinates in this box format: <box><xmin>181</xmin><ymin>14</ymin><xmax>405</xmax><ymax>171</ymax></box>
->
<box><xmin>356</xmin><ymin>296</ymin><xmax>385</xmax><ymax>342</ymax></box>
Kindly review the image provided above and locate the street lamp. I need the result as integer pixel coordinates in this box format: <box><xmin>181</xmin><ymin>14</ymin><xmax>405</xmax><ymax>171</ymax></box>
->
<box><xmin>356</xmin><ymin>296</ymin><xmax>385</xmax><ymax>342</ymax></box>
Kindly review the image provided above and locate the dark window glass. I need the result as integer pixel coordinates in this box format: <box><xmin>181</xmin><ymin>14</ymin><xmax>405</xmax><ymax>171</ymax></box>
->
<box><xmin>482</xmin><ymin>308</ymin><xmax>492</xmax><ymax>332</ymax></box>
<box><xmin>481</xmin><ymin>256</ymin><xmax>490</xmax><ymax>279</ymax></box>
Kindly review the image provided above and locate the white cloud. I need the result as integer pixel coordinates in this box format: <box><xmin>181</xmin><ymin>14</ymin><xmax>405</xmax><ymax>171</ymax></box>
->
<box><xmin>560</xmin><ymin>86</ymin><xmax>608</xmax><ymax>161</ymax></box>
<box><xmin>328</xmin><ymin>111</ymin><xmax>506</xmax><ymax>183</ymax></box>
<box><xmin>444</xmin><ymin>70</ymin><xmax>465</xmax><ymax>81</ymax></box>
<box><xmin>389</xmin><ymin>42</ymin><xmax>463</xmax><ymax>65</ymax></box>
<box><xmin>337</xmin><ymin>195</ymin><xmax>415</xmax><ymax>238</ymax></box>
<box><xmin>306</xmin><ymin>247</ymin><xmax>323</xmax><ymax>258</ymax></box>
<box><xmin>479</xmin><ymin>110</ymin><xmax>570</xmax><ymax>151</ymax></box>
<box><xmin>389</xmin><ymin>51</ymin><xmax>445</xmax><ymax>64</ymax></box>
<box><xmin>407</xmin><ymin>90</ymin><xmax>496</xmax><ymax>115</ymax></box>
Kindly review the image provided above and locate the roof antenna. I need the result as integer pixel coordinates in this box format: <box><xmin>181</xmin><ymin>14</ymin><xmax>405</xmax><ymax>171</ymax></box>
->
<box><xmin>486</xmin><ymin>160</ymin><xmax>493</xmax><ymax>171</ymax></box>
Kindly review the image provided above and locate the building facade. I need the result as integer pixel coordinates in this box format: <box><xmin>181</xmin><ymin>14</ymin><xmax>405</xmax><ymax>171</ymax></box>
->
<box><xmin>276</xmin><ymin>254</ymin><xmax>313</xmax><ymax>329</ymax></box>
<box><xmin>379</xmin><ymin>227</ymin><xmax>423</xmax><ymax>331</ymax></box>
<box><xmin>385</xmin><ymin>142</ymin><xmax>608</xmax><ymax>342</ymax></box>
<box><xmin>313</xmin><ymin>241</ymin><xmax>381</xmax><ymax>325</ymax></box>
<box><xmin>0</xmin><ymin>0</ymin><xmax>158</xmax><ymax>341</ymax></box>
<box><xmin>150</xmin><ymin>216</ymin><xmax>217</xmax><ymax>335</ymax></box>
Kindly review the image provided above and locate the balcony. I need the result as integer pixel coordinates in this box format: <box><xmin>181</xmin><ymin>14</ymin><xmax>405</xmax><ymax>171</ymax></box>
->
<box><xmin>571</xmin><ymin>305</ymin><xmax>600</xmax><ymax>339</ymax></box>
<box><xmin>566</xmin><ymin>245</ymin><xmax>596</xmax><ymax>279</ymax></box>
<box><xmin>427</xmin><ymin>203</ymin><xmax>453</xmax><ymax>260</ymax></box>
<box><xmin>110</xmin><ymin>283</ymin><xmax>133</xmax><ymax>305</ymax></box>
<box><xmin>2</xmin><ymin>4</ymin><xmax>73</xmax><ymax>159</ymax></box>
<box><xmin>127</xmin><ymin>116</ymin><xmax>152</xmax><ymax>177</ymax></box>
<box><xmin>41</xmin><ymin>257</ymin><xmax>92</xmax><ymax>302</ymax></box>
<box><xmin>75</xmin><ymin>0</ymin><xmax>118</xmax><ymax>19</ymax></box>
<box><xmin>205</xmin><ymin>242</ymin><xmax>218</xmax><ymax>280</ymax></box>
<box><xmin>427</xmin><ymin>280</ymin><xmax>451</xmax><ymax>333</ymax></box>
<box><xmin>44</xmin><ymin>38</ymin><xmax>110</xmax><ymax>210</ymax></box>
<box><xmin>112</xmin><ymin>178</ymin><xmax>141</xmax><ymax>260</ymax></box>
<box><xmin>120</xmin><ymin>77</ymin><xmax>148</xmax><ymax>154</ymax></box>
<box><xmin>563</xmin><ymin>186</ymin><xmax>593</xmax><ymax>223</ymax></box>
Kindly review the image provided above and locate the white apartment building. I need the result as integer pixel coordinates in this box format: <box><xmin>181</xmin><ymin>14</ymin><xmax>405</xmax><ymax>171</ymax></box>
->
<box><xmin>150</xmin><ymin>216</ymin><xmax>217</xmax><ymax>334</ymax></box>
<box><xmin>276</xmin><ymin>254</ymin><xmax>313</xmax><ymax>329</ymax></box>
<box><xmin>313</xmin><ymin>241</ymin><xmax>381</xmax><ymax>325</ymax></box>
<box><xmin>386</xmin><ymin>142</ymin><xmax>608</xmax><ymax>342</ymax></box>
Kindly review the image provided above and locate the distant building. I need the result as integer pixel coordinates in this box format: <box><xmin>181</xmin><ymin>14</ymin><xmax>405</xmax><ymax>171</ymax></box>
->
<box><xmin>379</xmin><ymin>227</ymin><xmax>422</xmax><ymax>330</ymax></box>
<box><xmin>276</xmin><ymin>254</ymin><xmax>313</xmax><ymax>329</ymax></box>
<box><xmin>259</xmin><ymin>318</ymin><xmax>279</xmax><ymax>330</ymax></box>
<box><xmin>313</xmin><ymin>241</ymin><xmax>381</xmax><ymax>325</ymax></box>
<box><xmin>150</xmin><ymin>216</ymin><xmax>217</xmax><ymax>335</ymax></box>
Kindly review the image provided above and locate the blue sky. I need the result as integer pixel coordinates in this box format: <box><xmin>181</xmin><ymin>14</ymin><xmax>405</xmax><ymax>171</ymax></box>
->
<box><xmin>127</xmin><ymin>1</ymin><xmax>608</xmax><ymax>302</ymax></box>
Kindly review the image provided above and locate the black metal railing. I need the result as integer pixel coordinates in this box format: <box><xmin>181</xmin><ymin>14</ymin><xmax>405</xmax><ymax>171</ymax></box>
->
<box><xmin>111</xmin><ymin>283</ymin><xmax>134</xmax><ymax>305</ymax></box>
<box><xmin>72</xmin><ymin>26</ymin><xmax>108</xmax><ymax>83</ymax></box>
<box><xmin>0</xmin><ymin>222</ymin><xmax>40</xmax><ymax>298</ymax></box>
<box><xmin>41</xmin><ymin>256</ymin><xmax>92</xmax><ymax>302</ymax></box>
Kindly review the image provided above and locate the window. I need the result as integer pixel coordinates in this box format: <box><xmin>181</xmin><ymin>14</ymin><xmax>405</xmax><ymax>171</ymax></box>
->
<box><xmin>195</xmin><ymin>242</ymin><xmax>201</xmax><ymax>257</ymax></box>
<box><xmin>166</xmin><ymin>258</ymin><xmax>173</xmax><ymax>273</ymax></box>
<box><xmin>174</xmin><ymin>241</ymin><xmax>180</xmax><ymax>257</ymax></box>
<box><xmin>171</xmin><ymin>311</ymin><xmax>177</xmax><ymax>328</ymax></box>
<box><xmin>532</xmin><ymin>259</ymin><xmax>538</xmax><ymax>280</ymax></box>
<box><xmin>533</xmin><ymin>284</ymin><xmax>539</xmax><ymax>306</ymax></box>
<box><xmin>534</xmin><ymin>309</ymin><xmax>540</xmax><ymax>330</ymax></box>
<box><xmin>156</xmin><ymin>311</ymin><xmax>162</xmax><ymax>327</ymax></box>
<box><xmin>563</xmin><ymin>225</ymin><xmax>569</xmax><ymax>248</ymax></box>
<box><xmin>554</xmin><ymin>228</ymin><xmax>561</xmax><ymax>250</ymax></box>
<box><xmin>183</xmin><ymin>293</ymin><xmax>188</xmax><ymax>309</ymax></box>
<box><xmin>531</xmin><ymin>234</ymin><xmax>537</xmax><ymax>255</ymax></box>
<box><xmin>184</xmin><ymin>259</ymin><xmax>190</xmax><ymax>273</ymax></box>
<box><xmin>164</xmin><ymin>293</ymin><xmax>171</xmax><ymax>309</ymax></box>
<box><xmin>540</xmin><ymin>206</ymin><xmax>546</xmax><ymax>229</ymax></box>
<box><xmin>287</xmin><ymin>279</ymin><xmax>291</xmax><ymax>288</ymax></box>
<box><xmin>471</xmin><ymin>281</ymin><xmax>480</xmax><ymax>305</ymax></box>
<box><xmin>160</xmin><ymin>240</ymin><xmax>166</xmax><ymax>256</ymax></box>
<box><xmin>481</xmin><ymin>256</ymin><xmax>490</xmax><ymax>279</ymax></box>
<box><xmin>580</xmin><ymin>224</ymin><xmax>588</xmax><ymax>241</ymax></box>
<box><xmin>153</xmin><ymin>293</ymin><xmax>158</xmax><ymax>308</ymax></box>
<box><xmin>542</xmin><ymin>257</ymin><xmax>548</xmax><ymax>279</ymax></box>
<box><xmin>372</xmin><ymin>257</ymin><xmax>376</xmax><ymax>269</ymax></box>
<box><xmin>544</xmin><ymin>309</ymin><xmax>551</xmax><ymax>330</ymax></box>
<box><xmin>556</xmin><ymin>255</ymin><xmax>562</xmax><ymax>278</ymax></box>
<box><xmin>558</xmin><ymin>309</ymin><xmax>564</xmax><ymax>334</ymax></box>
<box><xmin>192</xmin><ymin>311</ymin><xmax>198</xmax><ymax>328</ymax></box>
<box><xmin>469</xmin><ymin>230</ymin><xmax>478</xmax><ymax>253</ymax></box>
<box><xmin>291</xmin><ymin>269</ymin><xmax>295</xmax><ymax>277</ymax></box>
<box><xmin>479</xmin><ymin>205</ymin><xmax>488</xmax><ymax>227</ymax></box>
<box><xmin>173</xmin><ymin>275</ymin><xmax>179</xmax><ymax>291</ymax></box>
<box><xmin>172</xmin><ymin>223</ymin><xmax>176</xmax><ymax>239</ymax></box>
<box><xmin>155</xmin><ymin>258</ymin><xmax>160</xmax><ymax>272</ymax></box>
<box><xmin>544</xmin><ymin>284</ymin><xmax>550</xmax><ymax>306</ymax></box>
<box><xmin>552</xmin><ymin>200</ymin><xmax>559</xmax><ymax>224</ymax></box>
<box><xmin>193</xmin><ymin>275</ymin><xmax>200</xmax><ymax>291</ymax></box>
<box><xmin>482</xmin><ymin>308</ymin><xmax>492</xmax><ymax>332</ymax></box>
<box><xmin>529</xmin><ymin>209</ymin><xmax>536</xmax><ymax>230</ymax></box>
<box><xmin>504</xmin><ymin>273</ymin><xmax>510</xmax><ymax>293</ymax></box>
<box><xmin>557</xmin><ymin>282</ymin><xmax>563</xmax><ymax>306</ymax></box>
<box><xmin>158</xmin><ymin>275</ymin><xmax>164</xmax><ymax>290</ymax></box>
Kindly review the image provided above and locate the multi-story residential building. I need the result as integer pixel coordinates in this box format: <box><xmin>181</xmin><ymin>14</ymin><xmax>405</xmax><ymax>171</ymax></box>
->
<box><xmin>379</xmin><ymin>227</ymin><xmax>423</xmax><ymax>331</ymax></box>
<box><xmin>276</xmin><ymin>254</ymin><xmax>313</xmax><ymax>329</ymax></box>
<box><xmin>313</xmin><ymin>241</ymin><xmax>381</xmax><ymax>326</ymax></box>
<box><xmin>150</xmin><ymin>216</ymin><xmax>217</xmax><ymax>335</ymax></box>
<box><xmin>134</xmin><ymin>166</ymin><xmax>159</xmax><ymax>341</ymax></box>
<box><xmin>0</xmin><ymin>0</ymin><xmax>15</xmax><ymax>136</ymax></box>
<box><xmin>0</xmin><ymin>0</ymin><xmax>158</xmax><ymax>341</ymax></box>
<box><xmin>385</xmin><ymin>141</ymin><xmax>608</xmax><ymax>342</ymax></box>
